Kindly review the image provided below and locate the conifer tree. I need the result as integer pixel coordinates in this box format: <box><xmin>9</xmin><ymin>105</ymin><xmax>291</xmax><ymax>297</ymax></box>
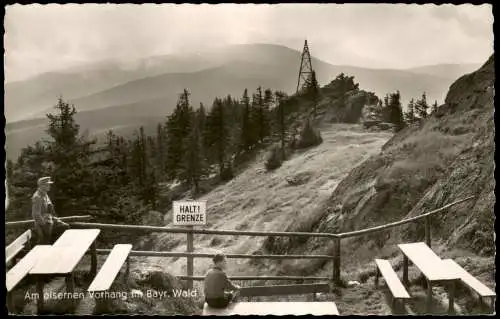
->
<box><xmin>382</xmin><ymin>94</ymin><xmax>391</xmax><ymax>122</ymax></box>
<box><xmin>275</xmin><ymin>91</ymin><xmax>287</xmax><ymax>149</ymax></box>
<box><xmin>165</xmin><ymin>89</ymin><xmax>193</xmax><ymax>180</ymax></box>
<box><xmin>253</xmin><ymin>86</ymin><xmax>269</xmax><ymax>143</ymax></box>
<box><xmin>264</xmin><ymin>89</ymin><xmax>275</xmax><ymax>110</ymax></box>
<box><xmin>388</xmin><ymin>91</ymin><xmax>405</xmax><ymax>132</ymax></box>
<box><xmin>144</xmin><ymin>169</ymin><xmax>159</xmax><ymax>210</ymax></box>
<box><xmin>117</xmin><ymin>136</ymin><xmax>130</xmax><ymax>186</ymax></box>
<box><xmin>180</xmin><ymin>113</ymin><xmax>207</xmax><ymax>194</ymax></box>
<box><xmin>196</xmin><ymin>103</ymin><xmax>208</xmax><ymax>162</ymax></box>
<box><xmin>414</xmin><ymin>92</ymin><xmax>429</xmax><ymax>119</ymax></box>
<box><xmin>139</xmin><ymin>126</ymin><xmax>147</xmax><ymax>186</ymax></box>
<box><xmin>205</xmin><ymin>98</ymin><xmax>230</xmax><ymax>179</ymax></box>
<box><xmin>431</xmin><ymin>100</ymin><xmax>438</xmax><ymax>114</ymax></box>
<box><xmin>129</xmin><ymin>131</ymin><xmax>143</xmax><ymax>187</ymax></box>
<box><xmin>307</xmin><ymin>70</ymin><xmax>320</xmax><ymax>115</ymax></box>
<box><xmin>240</xmin><ymin>88</ymin><xmax>255</xmax><ymax>151</ymax></box>
<box><xmin>372</xmin><ymin>99</ymin><xmax>384</xmax><ymax>120</ymax></box>
<box><xmin>156</xmin><ymin>123</ymin><xmax>165</xmax><ymax>174</ymax></box>
<box><xmin>131</xmin><ymin>127</ymin><xmax>148</xmax><ymax>188</ymax></box>
<box><xmin>45</xmin><ymin>97</ymin><xmax>94</xmax><ymax>214</ymax></box>
<box><xmin>222</xmin><ymin>95</ymin><xmax>240</xmax><ymax>156</ymax></box>
<box><xmin>404</xmin><ymin>98</ymin><xmax>416</xmax><ymax>125</ymax></box>
<box><xmin>198</xmin><ymin>103</ymin><xmax>206</xmax><ymax>133</ymax></box>
<box><xmin>128</xmin><ymin>127</ymin><xmax>160</xmax><ymax>207</ymax></box>
<box><xmin>165</xmin><ymin>113</ymin><xmax>180</xmax><ymax>181</ymax></box>
<box><xmin>104</xmin><ymin>130</ymin><xmax>123</xmax><ymax>186</ymax></box>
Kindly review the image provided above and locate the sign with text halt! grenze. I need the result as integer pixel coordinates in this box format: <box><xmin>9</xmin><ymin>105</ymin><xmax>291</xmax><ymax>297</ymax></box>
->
<box><xmin>173</xmin><ymin>201</ymin><xmax>207</xmax><ymax>226</ymax></box>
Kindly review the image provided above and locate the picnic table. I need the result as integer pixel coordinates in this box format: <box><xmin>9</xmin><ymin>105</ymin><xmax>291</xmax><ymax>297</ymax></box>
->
<box><xmin>398</xmin><ymin>242</ymin><xmax>460</xmax><ymax>314</ymax></box>
<box><xmin>203</xmin><ymin>301</ymin><xmax>339</xmax><ymax>316</ymax></box>
<box><xmin>29</xmin><ymin>229</ymin><xmax>101</xmax><ymax>313</ymax></box>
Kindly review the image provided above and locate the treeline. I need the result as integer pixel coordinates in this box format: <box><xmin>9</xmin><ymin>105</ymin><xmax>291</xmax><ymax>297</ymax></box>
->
<box><xmin>6</xmin><ymin>84</ymin><xmax>316</xmax><ymax>225</ymax></box>
<box><xmin>368</xmin><ymin>91</ymin><xmax>439</xmax><ymax>132</ymax></box>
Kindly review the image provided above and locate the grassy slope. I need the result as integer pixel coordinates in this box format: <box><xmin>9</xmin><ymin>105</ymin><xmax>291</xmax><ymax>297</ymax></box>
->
<box><xmin>133</xmin><ymin>123</ymin><xmax>393</xmax><ymax>308</ymax></box>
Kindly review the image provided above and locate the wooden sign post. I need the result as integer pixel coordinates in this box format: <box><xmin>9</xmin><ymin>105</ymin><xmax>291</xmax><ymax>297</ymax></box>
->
<box><xmin>173</xmin><ymin>201</ymin><xmax>207</xmax><ymax>289</ymax></box>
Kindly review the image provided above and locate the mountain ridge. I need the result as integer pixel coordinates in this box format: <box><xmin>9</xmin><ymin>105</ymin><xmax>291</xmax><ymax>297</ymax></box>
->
<box><xmin>5</xmin><ymin>43</ymin><xmax>481</xmax><ymax>122</ymax></box>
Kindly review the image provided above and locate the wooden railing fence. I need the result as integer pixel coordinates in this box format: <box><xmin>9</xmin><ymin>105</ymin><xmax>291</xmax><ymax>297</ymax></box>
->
<box><xmin>6</xmin><ymin>196</ymin><xmax>475</xmax><ymax>287</ymax></box>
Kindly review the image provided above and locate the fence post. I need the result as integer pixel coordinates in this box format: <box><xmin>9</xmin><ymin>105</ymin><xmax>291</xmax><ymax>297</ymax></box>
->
<box><xmin>333</xmin><ymin>238</ymin><xmax>341</xmax><ymax>285</ymax></box>
<box><xmin>425</xmin><ymin>215</ymin><xmax>431</xmax><ymax>248</ymax></box>
<box><xmin>187</xmin><ymin>225</ymin><xmax>194</xmax><ymax>289</ymax></box>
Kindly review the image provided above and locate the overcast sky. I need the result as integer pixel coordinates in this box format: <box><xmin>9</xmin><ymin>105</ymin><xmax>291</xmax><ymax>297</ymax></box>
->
<box><xmin>4</xmin><ymin>3</ymin><xmax>493</xmax><ymax>82</ymax></box>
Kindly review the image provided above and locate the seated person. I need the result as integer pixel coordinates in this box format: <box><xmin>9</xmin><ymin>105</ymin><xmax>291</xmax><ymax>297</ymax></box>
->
<box><xmin>204</xmin><ymin>253</ymin><xmax>241</xmax><ymax>309</ymax></box>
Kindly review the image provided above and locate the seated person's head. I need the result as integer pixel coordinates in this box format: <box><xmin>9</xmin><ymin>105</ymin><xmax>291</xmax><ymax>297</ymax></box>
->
<box><xmin>213</xmin><ymin>253</ymin><xmax>227</xmax><ymax>269</ymax></box>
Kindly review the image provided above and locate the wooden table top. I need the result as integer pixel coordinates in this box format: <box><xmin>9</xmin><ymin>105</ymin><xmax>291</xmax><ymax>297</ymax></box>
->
<box><xmin>398</xmin><ymin>242</ymin><xmax>459</xmax><ymax>282</ymax></box>
<box><xmin>30</xmin><ymin>229</ymin><xmax>100</xmax><ymax>275</ymax></box>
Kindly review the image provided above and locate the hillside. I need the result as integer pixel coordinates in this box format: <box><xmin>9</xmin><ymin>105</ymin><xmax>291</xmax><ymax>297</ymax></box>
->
<box><xmin>263</xmin><ymin>55</ymin><xmax>495</xmax><ymax>314</ymax></box>
<box><xmin>129</xmin><ymin>55</ymin><xmax>495</xmax><ymax>315</ymax></box>
<box><xmin>5</xmin><ymin>43</ymin><xmax>480</xmax><ymax>161</ymax></box>
<box><xmin>296</xmin><ymin>54</ymin><xmax>495</xmax><ymax>256</ymax></box>
<box><xmin>137</xmin><ymin>123</ymin><xmax>393</xmax><ymax>283</ymax></box>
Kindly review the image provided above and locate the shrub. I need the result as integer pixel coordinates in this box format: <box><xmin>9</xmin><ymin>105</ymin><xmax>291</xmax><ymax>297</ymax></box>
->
<box><xmin>265</xmin><ymin>146</ymin><xmax>285</xmax><ymax>171</ymax></box>
<box><xmin>220</xmin><ymin>163</ymin><xmax>234</xmax><ymax>181</ymax></box>
<box><xmin>210</xmin><ymin>237</ymin><xmax>222</xmax><ymax>246</ymax></box>
<box><xmin>286</xmin><ymin>171</ymin><xmax>313</xmax><ymax>186</ymax></box>
<box><xmin>296</xmin><ymin>120</ymin><xmax>323</xmax><ymax>149</ymax></box>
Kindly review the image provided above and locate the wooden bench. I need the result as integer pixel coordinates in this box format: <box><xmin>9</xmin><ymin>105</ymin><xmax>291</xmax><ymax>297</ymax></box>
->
<box><xmin>202</xmin><ymin>283</ymin><xmax>339</xmax><ymax>316</ymax></box>
<box><xmin>6</xmin><ymin>230</ymin><xmax>32</xmax><ymax>268</ymax></box>
<box><xmin>375</xmin><ymin>259</ymin><xmax>411</xmax><ymax>314</ymax></box>
<box><xmin>88</xmin><ymin>244</ymin><xmax>132</xmax><ymax>292</ymax></box>
<box><xmin>87</xmin><ymin>244</ymin><xmax>132</xmax><ymax>313</ymax></box>
<box><xmin>6</xmin><ymin>245</ymin><xmax>51</xmax><ymax>313</ymax></box>
<box><xmin>441</xmin><ymin>259</ymin><xmax>496</xmax><ymax>312</ymax></box>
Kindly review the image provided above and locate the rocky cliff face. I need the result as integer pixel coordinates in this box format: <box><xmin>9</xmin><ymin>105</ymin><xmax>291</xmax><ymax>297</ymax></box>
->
<box><xmin>313</xmin><ymin>55</ymin><xmax>494</xmax><ymax>256</ymax></box>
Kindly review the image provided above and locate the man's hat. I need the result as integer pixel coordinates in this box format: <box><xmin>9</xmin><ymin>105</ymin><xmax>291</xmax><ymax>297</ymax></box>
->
<box><xmin>37</xmin><ymin>176</ymin><xmax>54</xmax><ymax>186</ymax></box>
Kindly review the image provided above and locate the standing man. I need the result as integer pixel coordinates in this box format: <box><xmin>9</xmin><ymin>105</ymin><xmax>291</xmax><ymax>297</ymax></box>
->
<box><xmin>204</xmin><ymin>253</ymin><xmax>241</xmax><ymax>309</ymax></box>
<box><xmin>32</xmin><ymin>176</ymin><xmax>69</xmax><ymax>244</ymax></box>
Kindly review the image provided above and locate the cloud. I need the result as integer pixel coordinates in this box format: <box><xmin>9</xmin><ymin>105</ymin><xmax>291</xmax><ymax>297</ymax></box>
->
<box><xmin>430</xmin><ymin>4</ymin><xmax>493</xmax><ymax>38</ymax></box>
<box><xmin>4</xmin><ymin>3</ymin><xmax>493</xmax><ymax>82</ymax></box>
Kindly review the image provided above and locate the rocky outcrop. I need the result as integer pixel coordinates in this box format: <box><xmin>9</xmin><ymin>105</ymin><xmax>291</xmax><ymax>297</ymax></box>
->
<box><xmin>318</xmin><ymin>88</ymin><xmax>379</xmax><ymax>124</ymax></box>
